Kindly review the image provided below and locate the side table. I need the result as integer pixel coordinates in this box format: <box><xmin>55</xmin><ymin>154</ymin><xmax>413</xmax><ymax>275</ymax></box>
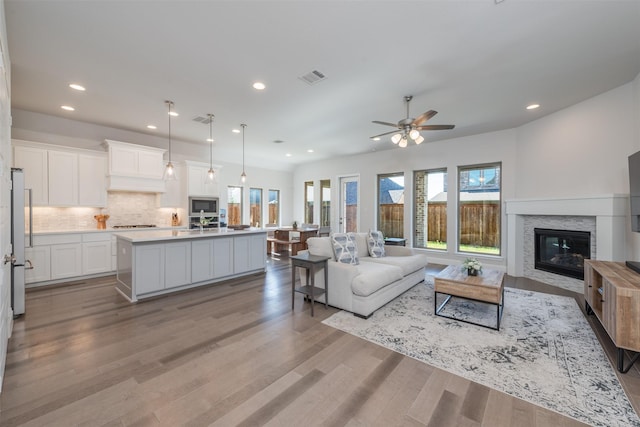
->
<box><xmin>290</xmin><ymin>253</ymin><xmax>330</xmax><ymax>316</ymax></box>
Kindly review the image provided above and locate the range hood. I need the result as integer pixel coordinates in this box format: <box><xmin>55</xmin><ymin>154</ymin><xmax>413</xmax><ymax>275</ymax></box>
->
<box><xmin>104</xmin><ymin>140</ymin><xmax>166</xmax><ymax>193</ymax></box>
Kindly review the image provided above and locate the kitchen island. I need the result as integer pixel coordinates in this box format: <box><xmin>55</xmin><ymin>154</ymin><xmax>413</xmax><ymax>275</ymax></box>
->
<box><xmin>114</xmin><ymin>228</ymin><xmax>267</xmax><ymax>302</ymax></box>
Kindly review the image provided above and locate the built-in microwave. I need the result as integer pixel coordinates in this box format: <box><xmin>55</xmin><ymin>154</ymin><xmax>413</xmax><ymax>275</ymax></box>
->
<box><xmin>189</xmin><ymin>197</ymin><xmax>219</xmax><ymax>217</ymax></box>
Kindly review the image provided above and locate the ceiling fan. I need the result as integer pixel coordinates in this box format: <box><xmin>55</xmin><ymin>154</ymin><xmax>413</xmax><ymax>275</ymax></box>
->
<box><xmin>371</xmin><ymin>95</ymin><xmax>455</xmax><ymax>147</ymax></box>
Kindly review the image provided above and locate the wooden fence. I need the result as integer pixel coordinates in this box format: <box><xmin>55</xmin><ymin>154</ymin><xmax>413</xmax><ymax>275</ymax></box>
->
<box><xmin>381</xmin><ymin>201</ymin><xmax>499</xmax><ymax>247</ymax></box>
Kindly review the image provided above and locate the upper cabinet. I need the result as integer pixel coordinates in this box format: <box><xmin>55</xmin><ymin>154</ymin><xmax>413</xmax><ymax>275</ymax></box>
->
<box><xmin>13</xmin><ymin>145</ymin><xmax>48</xmax><ymax>205</ymax></box>
<box><xmin>13</xmin><ymin>141</ymin><xmax>107</xmax><ymax>207</ymax></box>
<box><xmin>105</xmin><ymin>140</ymin><xmax>166</xmax><ymax>193</ymax></box>
<box><xmin>184</xmin><ymin>160</ymin><xmax>221</xmax><ymax>197</ymax></box>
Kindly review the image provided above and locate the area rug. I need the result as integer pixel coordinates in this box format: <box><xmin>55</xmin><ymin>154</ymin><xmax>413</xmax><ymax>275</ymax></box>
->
<box><xmin>322</xmin><ymin>281</ymin><xmax>640</xmax><ymax>427</ymax></box>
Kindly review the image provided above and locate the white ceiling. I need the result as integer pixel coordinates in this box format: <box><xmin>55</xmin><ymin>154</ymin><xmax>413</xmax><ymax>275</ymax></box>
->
<box><xmin>4</xmin><ymin>1</ymin><xmax>640</xmax><ymax>170</ymax></box>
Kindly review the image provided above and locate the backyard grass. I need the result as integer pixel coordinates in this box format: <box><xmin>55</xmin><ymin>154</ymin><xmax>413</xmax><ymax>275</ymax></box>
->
<box><xmin>426</xmin><ymin>241</ymin><xmax>500</xmax><ymax>255</ymax></box>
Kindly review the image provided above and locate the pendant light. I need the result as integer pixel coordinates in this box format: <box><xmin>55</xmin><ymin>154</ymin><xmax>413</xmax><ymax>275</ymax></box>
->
<box><xmin>163</xmin><ymin>100</ymin><xmax>177</xmax><ymax>181</ymax></box>
<box><xmin>240</xmin><ymin>123</ymin><xmax>247</xmax><ymax>183</ymax></box>
<box><xmin>206</xmin><ymin>113</ymin><xmax>215</xmax><ymax>183</ymax></box>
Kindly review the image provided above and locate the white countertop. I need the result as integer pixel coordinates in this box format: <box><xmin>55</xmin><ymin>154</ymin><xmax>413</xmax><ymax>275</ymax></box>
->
<box><xmin>114</xmin><ymin>228</ymin><xmax>267</xmax><ymax>243</ymax></box>
<box><xmin>33</xmin><ymin>226</ymin><xmax>187</xmax><ymax>235</ymax></box>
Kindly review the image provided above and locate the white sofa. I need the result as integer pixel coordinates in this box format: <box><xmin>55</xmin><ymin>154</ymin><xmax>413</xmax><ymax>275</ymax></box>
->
<box><xmin>298</xmin><ymin>233</ymin><xmax>428</xmax><ymax>318</ymax></box>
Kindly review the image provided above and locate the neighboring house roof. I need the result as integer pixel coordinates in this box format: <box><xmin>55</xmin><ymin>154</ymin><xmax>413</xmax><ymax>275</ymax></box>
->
<box><xmin>429</xmin><ymin>191</ymin><xmax>500</xmax><ymax>202</ymax></box>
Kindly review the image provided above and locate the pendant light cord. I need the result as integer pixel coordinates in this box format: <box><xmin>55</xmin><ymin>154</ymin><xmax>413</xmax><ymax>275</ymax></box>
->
<box><xmin>241</xmin><ymin>123</ymin><xmax>247</xmax><ymax>174</ymax></box>
<box><xmin>165</xmin><ymin>100</ymin><xmax>173</xmax><ymax>163</ymax></box>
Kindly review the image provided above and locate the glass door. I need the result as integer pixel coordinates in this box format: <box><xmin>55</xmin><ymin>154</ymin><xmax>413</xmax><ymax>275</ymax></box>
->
<box><xmin>339</xmin><ymin>176</ymin><xmax>359</xmax><ymax>233</ymax></box>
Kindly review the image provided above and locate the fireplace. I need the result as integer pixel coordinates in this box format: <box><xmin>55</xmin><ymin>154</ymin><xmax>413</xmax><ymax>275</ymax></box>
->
<box><xmin>534</xmin><ymin>228</ymin><xmax>591</xmax><ymax>280</ymax></box>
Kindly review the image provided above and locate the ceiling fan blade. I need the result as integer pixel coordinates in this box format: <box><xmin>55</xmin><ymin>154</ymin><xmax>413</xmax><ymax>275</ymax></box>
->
<box><xmin>415</xmin><ymin>124</ymin><xmax>455</xmax><ymax>131</ymax></box>
<box><xmin>370</xmin><ymin>129</ymin><xmax>401</xmax><ymax>139</ymax></box>
<box><xmin>412</xmin><ymin>110</ymin><xmax>438</xmax><ymax>126</ymax></box>
<box><xmin>372</xmin><ymin>120</ymin><xmax>399</xmax><ymax>128</ymax></box>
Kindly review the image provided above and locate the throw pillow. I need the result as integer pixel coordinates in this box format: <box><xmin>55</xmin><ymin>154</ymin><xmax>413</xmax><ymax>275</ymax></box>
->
<box><xmin>331</xmin><ymin>232</ymin><xmax>359</xmax><ymax>265</ymax></box>
<box><xmin>368</xmin><ymin>230</ymin><xmax>386</xmax><ymax>258</ymax></box>
<box><xmin>307</xmin><ymin>237</ymin><xmax>335</xmax><ymax>260</ymax></box>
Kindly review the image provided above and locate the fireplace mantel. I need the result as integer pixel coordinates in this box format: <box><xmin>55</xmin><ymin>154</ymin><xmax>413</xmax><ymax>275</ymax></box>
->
<box><xmin>505</xmin><ymin>194</ymin><xmax>628</xmax><ymax>278</ymax></box>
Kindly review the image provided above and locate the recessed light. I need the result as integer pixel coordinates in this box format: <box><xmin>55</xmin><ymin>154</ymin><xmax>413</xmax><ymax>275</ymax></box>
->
<box><xmin>232</xmin><ymin>129</ymin><xmax>241</xmax><ymax>133</ymax></box>
<box><xmin>168</xmin><ymin>111</ymin><xmax>179</xmax><ymax>117</ymax></box>
<box><xmin>253</xmin><ymin>82</ymin><xmax>266</xmax><ymax>90</ymax></box>
<box><xmin>285</xmin><ymin>153</ymin><xmax>292</xmax><ymax>157</ymax></box>
<box><xmin>61</xmin><ymin>105</ymin><xmax>75</xmax><ymax>111</ymax></box>
<box><xmin>526</xmin><ymin>104</ymin><xmax>540</xmax><ymax>110</ymax></box>
<box><xmin>307</xmin><ymin>149</ymin><xmax>314</xmax><ymax>153</ymax></box>
<box><xmin>372</xmin><ymin>137</ymin><xmax>380</xmax><ymax>141</ymax></box>
<box><xmin>206</xmin><ymin>138</ymin><xmax>214</xmax><ymax>142</ymax></box>
<box><xmin>69</xmin><ymin>83</ymin><xmax>85</xmax><ymax>91</ymax></box>
<box><xmin>147</xmin><ymin>125</ymin><xmax>157</xmax><ymax>130</ymax></box>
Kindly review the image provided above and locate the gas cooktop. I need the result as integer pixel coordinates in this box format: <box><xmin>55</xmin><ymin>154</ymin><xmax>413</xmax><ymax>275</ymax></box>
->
<box><xmin>112</xmin><ymin>224</ymin><xmax>157</xmax><ymax>229</ymax></box>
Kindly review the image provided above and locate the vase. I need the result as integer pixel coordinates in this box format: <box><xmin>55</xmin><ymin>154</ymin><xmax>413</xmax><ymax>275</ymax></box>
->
<box><xmin>468</xmin><ymin>268</ymin><xmax>478</xmax><ymax>276</ymax></box>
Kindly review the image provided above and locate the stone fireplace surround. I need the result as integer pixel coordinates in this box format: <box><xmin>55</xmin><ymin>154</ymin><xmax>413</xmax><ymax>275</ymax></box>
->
<box><xmin>505</xmin><ymin>195</ymin><xmax>628</xmax><ymax>293</ymax></box>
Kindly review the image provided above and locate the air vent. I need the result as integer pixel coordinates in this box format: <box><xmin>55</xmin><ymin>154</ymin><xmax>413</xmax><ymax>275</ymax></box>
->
<box><xmin>299</xmin><ymin>70</ymin><xmax>327</xmax><ymax>85</ymax></box>
<box><xmin>192</xmin><ymin>116</ymin><xmax>213</xmax><ymax>124</ymax></box>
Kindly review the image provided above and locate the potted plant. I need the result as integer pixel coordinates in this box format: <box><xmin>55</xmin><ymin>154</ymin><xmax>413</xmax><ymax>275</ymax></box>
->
<box><xmin>461</xmin><ymin>258</ymin><xmax>482</xmax><ymax>276</ymax></box>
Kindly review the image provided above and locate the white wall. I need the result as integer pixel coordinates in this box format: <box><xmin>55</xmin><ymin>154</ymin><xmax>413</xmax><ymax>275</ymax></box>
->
<box><xmin>294</xmin><ymin>79</ymin><xmax>640</xmax><ymax>267</ymax></box>
<box><xmin>515</xmin><ymin>82</ymin><xmax>637</xmax><ymax>198</ymax></box>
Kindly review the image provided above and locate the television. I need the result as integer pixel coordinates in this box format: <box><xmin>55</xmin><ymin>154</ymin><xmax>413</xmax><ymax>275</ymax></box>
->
<box><xmin>629</xmin><ymin>151</ymin><xmax>640</xmax><ymax>232</ymax></box>
<box><xmin>627</xmin><ymin>151</ymin><xmax>640</xmax><ymax>273</ymax></box>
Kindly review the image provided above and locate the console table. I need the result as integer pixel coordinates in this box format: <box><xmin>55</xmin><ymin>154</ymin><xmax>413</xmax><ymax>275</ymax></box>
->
<box><xmin>584</xmin><ymin>260</ymin><xmax>640</xmax><ymax>373</ymax></box>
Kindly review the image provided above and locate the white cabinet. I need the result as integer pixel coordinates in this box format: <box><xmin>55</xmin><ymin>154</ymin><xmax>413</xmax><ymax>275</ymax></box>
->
<box><xmin>213</xmin><ymin>237</ymin><xmax>234</xmax><ymax>278</ymax></box>
<box><xmin>135</xmin><ymin>244</ymin><xmax>165</xmax><ymax>294</ymax></box>
<box><xmin>165</xmin><ymin>242</ymin><xmax>191</xmax><ymax>288</ymax></box>
<box><xmin>105</xmin><ymin>140</ymin><xmax>166</xmax><ymax>192</ymax></box>
<box><xmin>13</xmin><ymin>145</ymin><xmax>48</xmax><ymax>205</ymax></box>
<box><xmin>13</xmin><ymin>141</ymin><xmax>107</xmax><ymax>207</ymax></box>
<box><xmin>79</xmin><ymin>154</ymin><xmax>107</xmax><ymax>207</ymax></box>
<box><xmin>192</xmin><ymin>239</ymin><xmax>214</xmax><ymax>283</ymax></box>
<box><xmin>234</xmin><ymin>234</ymin><xmax>267</xmax><ymax>274</ymax></box>
<box><xmin>51</xmin><ymin>243</ymin><xmax>82</xmax><ymax>280</ymax></box>
<box><xmin>48</xmin><ymin>150</ymin><xmax>79</xmax><ymax>206</ymax></box>
<box><xmin>82</xmin><ymin>233</ymin><xmax>112</xmax><ymax>275</ymax></box>
<box><xmin>25</xmin><ymin>246</ymin><xmax>51</xmax><ymax>283</ymax></box>
<box><xmin>185</xmin><ymin>161</ymin><xmax>220</xmax><ymax>197</ymax></box>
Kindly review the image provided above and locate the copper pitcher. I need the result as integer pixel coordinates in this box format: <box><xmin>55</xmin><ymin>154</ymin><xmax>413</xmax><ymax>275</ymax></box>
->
<box><xmin>94</xmin><ymin>214</ymin><xmax>109</xmax><ymax>229</ymax></box>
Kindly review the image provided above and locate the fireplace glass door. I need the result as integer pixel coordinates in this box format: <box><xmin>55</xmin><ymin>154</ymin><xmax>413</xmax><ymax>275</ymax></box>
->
<box><xmin>534</xmin><ymin>228</ymin><xmax>590</xmax><ymax>280</ymax></box>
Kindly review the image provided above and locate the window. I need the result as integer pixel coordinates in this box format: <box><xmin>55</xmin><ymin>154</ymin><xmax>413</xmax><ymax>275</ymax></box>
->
<box><xmin>320</xmin><ymin>179</ymin><xmax>330</xmax><ymax>227</ymax></box>
<box><xmin>304</xmin><ymin>181</ymin><xmax>314</xmax><ymax>224</ymax></box>
<box><xmin>268</xmin><ymin>189</ymin><xmax>279</xmax><ymax>225</ymax></box>
<box><xmin>227</xmin><ymin>186</ymin><xmax>243</xmax><ymax>226</ymax></box>
<box><xmin>414</xmin><ymin>169</ymin><xmax>447</xmax><ymax>250</ymax></box>
<box><xmin>458</xmin><ymin>163</ymin><xmax>501</xmax><ymax>255</ymax></box>
<box><xmin>377</xmin><ymin>173</ymin><xmax>404</xmax><ymax>238</ymax></box>
<box><xmin>249</xmin><ymin>188</ymin><xmax>262</xmax><ymax>227</ymax></box>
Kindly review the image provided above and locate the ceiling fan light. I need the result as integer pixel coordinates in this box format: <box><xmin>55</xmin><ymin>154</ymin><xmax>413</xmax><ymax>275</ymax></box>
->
<box><xmin>399</xmin><ymin>137</ymin><xmax>408</xmax><ymax>148</ymax></box>
<box><xmin>391</xmin><ymin>133</ymin><xmax>402</xmax><ymax>144</ymax></box>
<box><xmin>409</xmin><ymin>129</ymin><xmax>420</xmax><ymax>140</ymax></box>
<box><xmin>415</xmin><ymin>135</ymin><xmax>425</xmax><ymax>145</ymax></box>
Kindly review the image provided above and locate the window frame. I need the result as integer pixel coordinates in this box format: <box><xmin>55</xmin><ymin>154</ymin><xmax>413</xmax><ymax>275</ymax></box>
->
<box><xmin>227</xmin><ymin>185</ymin><xmax>243</xmax><ymax>226</ymax></box>
<box><xmin>268</xmin><ymin>189</ymin><xmax>280</xmax><ymax>225</ymax></box>
<box><xmin>304</xmin><ymin>181</ymin><xmax>314</xmax><ymax>224</ymax></box>
<box><xmin>413</xmin><ymin>168</ymin><xmax>448</xmax><ymax>251</ymax></box>
<box><xmin>377</xmin><ymin>172</ymin><xmax>404</xmax><ymax>239</ymax></box>
<box><xmin>249</xmin><ymin>187</ymin><xmax>263</xmax><ymax>228</ymax></box>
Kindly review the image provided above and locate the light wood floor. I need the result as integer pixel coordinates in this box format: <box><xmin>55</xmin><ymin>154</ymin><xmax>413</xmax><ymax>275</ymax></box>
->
<box><xmin>1</xmin><ymin>256</ymin><xmax>638</xmax><ymax>426</ymax></box>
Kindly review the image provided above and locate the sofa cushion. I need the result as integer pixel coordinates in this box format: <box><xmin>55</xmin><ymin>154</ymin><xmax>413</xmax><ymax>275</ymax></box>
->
<box><xmin>351</xmin><ymin>262</ymin><xmax>403</xmax><ymax>297</ymax></box>
<box><xmin>353</xmin><ymin>232</ymin><xmax>370</xmax><ymax>258</ymax></box>
<box><xmin>331</xmin><ymin>233</ymin><xmax>359</xmax><ymax>265</ymax></box>
<box><xmin>306</xmin><ymin>237</ymin><xmax>335</xmax><ymax>259</ymax></box>
<box><xmin>361</xmin><ymin>253</ymin><xmax>428</xmax><ymax>276</ymax></box>
<box><xmin>368</xmin><ymin>230</ymin><xmax>386</xmax><ymax>258</ymax></box>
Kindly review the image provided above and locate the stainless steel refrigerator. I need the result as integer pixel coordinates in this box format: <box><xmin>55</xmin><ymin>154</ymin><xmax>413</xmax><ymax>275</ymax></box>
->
<box><xmin>10</xmin><ymin>168</ymin><xmax>32</xmax><ymax>317</ymax></box>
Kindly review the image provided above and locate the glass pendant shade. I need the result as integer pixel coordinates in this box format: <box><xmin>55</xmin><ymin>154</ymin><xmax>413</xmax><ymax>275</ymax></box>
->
<box><xmin>399</xmin><ymin>137</ymin><xmax>408</xmax><ymax>148</ymax></box>
<box><xmin>240</xmin><ymin>123</ymin><xmax>247</xmax><ymax>184</ymax></box>
<box><xmin>415</xmin><ymin>135</ymin><xmax>425</xmax><ymax>145</ymax></box>
<box><xmin>164</xmin><ymin>100</ymin><xmax>177</xmax><ymax>181</ymax></box>
<box><xmin>409</xmin><ymin>129</ymin><xmax>420</xmax><ymax>140</ymax></box>
<box><xmin>391</xmin><ymin>133</ymin><xmax>402</xmax><ymax>144</ymax></box>
<box><xmin>205</xmin><ymin>113</ymin><xmax>215</xmax><ymax>184</ymax></box>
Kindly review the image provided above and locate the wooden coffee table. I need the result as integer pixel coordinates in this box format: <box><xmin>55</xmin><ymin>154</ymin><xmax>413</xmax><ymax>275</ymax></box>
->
<box><xmin>434</xmin><ymin>265</ymin><xmax>505</xmax><ymax>330</ymax></box>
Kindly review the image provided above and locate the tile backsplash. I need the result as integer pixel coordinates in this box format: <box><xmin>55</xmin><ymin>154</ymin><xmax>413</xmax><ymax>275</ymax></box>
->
<box><xmin>32</xmin><ymin>192</ymin><xmax>184</xmax><ymax>231</ymax></box>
